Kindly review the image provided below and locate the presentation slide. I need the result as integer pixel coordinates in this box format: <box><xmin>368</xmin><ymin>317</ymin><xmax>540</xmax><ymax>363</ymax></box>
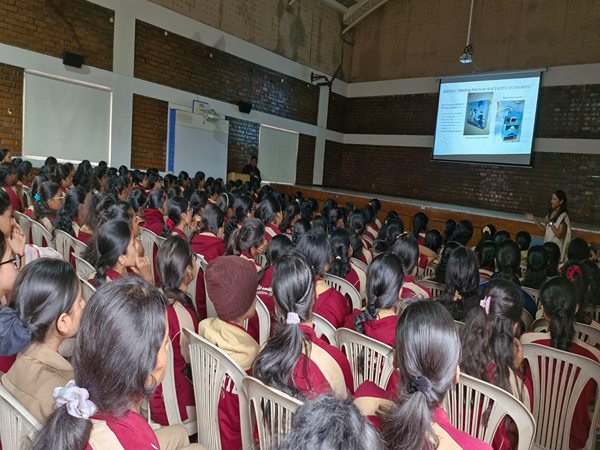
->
<box><xmin>433</xmin><ymin>72</ymin><xmax>541</xmax><ymax>165</ymax></box>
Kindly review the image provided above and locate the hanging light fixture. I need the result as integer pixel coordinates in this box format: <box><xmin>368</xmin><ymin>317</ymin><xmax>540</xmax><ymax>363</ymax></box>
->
<box><xmin>459</xmin><ymin>0</ymin><xmax>475</xmax><ymax>64</ymax></box>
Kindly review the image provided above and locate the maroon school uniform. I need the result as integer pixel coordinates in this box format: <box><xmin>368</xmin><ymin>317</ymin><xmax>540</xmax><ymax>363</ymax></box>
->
<box><xmin>0</xmin><ymin>354</ymin><xmax>16</xmax><ymax>373</ymax></box>
<box><xmin>141</xmin><ymin>208</ymin><xmax>165</xmax><ymax>236</ymax></box>
<box><xmin>294</xmin><ymin>324</ymin><xmax>354</xmax><ymax>397</ymax></box>
<box><xmin>314</xmin><ymin>280</ymin><xmax>351</xmax><ymax>328</ymax></box>
<box><xmin>77</xmin><ymin>225</ymin><xmax>93</xmax><ymax>245</ymax></box>
<box><xmin>88</xmin><ymin>268</ymin><xmax>123</xmax><ymax>287</ymax></box>
<box><xmin>190</xmin><ymin>232</ymin><xmax>226</xmax><ymax>319</ymax></box>
<box><xmin>264</xmin><ymin>223</ymin><xmax>281</xmax><ymax>243</ymax></box>
<box><xmin>342</xmin><ymin>310</ymin><xmax>398</xmax><ymax>348</ymax></box>
<box><xmin>24</xmin><ymin>205</ymin><xmax>34</xmax><ymax>218</ymax></box>
<box><xmin>171</xmin><ymin>227</ymin><xmax>187</xmax><ymax>239</ymax></box>
<box><xmin>417</xmin><ymin>233</ymin><xmax>426</xmax><ymax>246</ymax></box>
<box><xmin>256</xmin><ymin>265</ymin><xmax>276</xmax><ymax>325</ymax></box>
<box><xmin>150</xmin><ymin>302</ymin><xmax>198</xmax><ymax>426</ymax></box>
<box><xmin>524</xmin><ymin>335</ymin><xmax>598</xmax><ymax>450</ymax></box>
<box><xmin>344</xmin><ymin>267</ymin><xmax>361</xmax><ymax>293</ymax></box>
<box><xmin>400</xmin><ymin>275</ymin><xmax>432</xmax><ymax>300</ymax></box>
<box><xmin>85</xmin><ymin>410</ymin><xmax>159</xmax><ymax>450</ymax></box>
<box><xmin>3</xmin><ymin>186</ymin><xmax>22</xmax><ymax>212</ymax></box>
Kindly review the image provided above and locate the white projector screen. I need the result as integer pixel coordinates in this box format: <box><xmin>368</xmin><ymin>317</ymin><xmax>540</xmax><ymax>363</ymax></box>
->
<box><xmin>258</xmin><ymin>125</ymin><xmax>299</xmax><ymax>184</ymax></box>
<box><xmin>433</xmin><ymin>71</ymin><xmax>542</xmax><ymax>165</ymax></box>
<box><xmin>23</xmin><ymin>72</ymin><xmax>112</xmax><ymax>164</ymax></box>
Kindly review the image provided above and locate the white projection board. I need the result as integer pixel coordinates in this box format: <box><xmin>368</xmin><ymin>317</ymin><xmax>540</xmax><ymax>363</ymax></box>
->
<box><xmin>258</xmin><ymin>125</ymin><xmax>299</xmax><ymax>184</ymax></box>
<box><xmin>23</xmin><ymin>72</ymin><xmax>112</xmax><ymax>164</ymax></box>
<box><xmin>167</xmin><ymin>109</ymin><xmax>229</xmax><ymax>179</ymax></box>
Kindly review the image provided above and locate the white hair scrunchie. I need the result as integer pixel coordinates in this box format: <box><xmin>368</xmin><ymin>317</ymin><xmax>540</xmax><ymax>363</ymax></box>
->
<box><xmin>286</xmin><ymin>312</ymin><xmax>301</xmax><ymax>325</ymax></box>
<box><xmin>54</xmin><ymin>380</ymin><xmax>98</xmax><ymax>419</ymax></box>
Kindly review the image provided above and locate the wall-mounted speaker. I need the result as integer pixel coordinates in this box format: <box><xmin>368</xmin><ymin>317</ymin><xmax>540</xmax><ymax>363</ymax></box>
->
<box><xmin>237</xmin><ymin>100</ymin><xmax>253</xmax><ymax>114</ymax></box>
<box><xmin>62</xmin><ymin>50</ymin><xmax>85</xmax><ymax>68</ymax></box>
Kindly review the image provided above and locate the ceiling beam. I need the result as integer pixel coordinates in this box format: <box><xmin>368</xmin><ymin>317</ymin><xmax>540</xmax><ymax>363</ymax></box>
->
<box><xmin>322</xmin><ymin>0</ymin><xmax>349</xmax><ymax>13</ymax></box>
<box><xmin>342</xmin><ymin>0</ymin><xmax>389</xmax><ymax>34</ymax></box>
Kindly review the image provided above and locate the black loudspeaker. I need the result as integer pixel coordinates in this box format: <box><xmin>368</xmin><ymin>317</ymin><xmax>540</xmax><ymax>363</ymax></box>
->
<box><xmin>237</xmin><ymin>100</ymin><xmax>253</xmax><ymax>114</ymax></box>
<box><xmin>62</xmin><ymin>50</ymin><xmax>85</xmax><ymax>68</ymax></box>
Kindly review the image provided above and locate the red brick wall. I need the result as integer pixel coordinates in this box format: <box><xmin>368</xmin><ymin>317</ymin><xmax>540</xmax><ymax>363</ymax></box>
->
<box><xmin>131</xmin><ymin>94</ymin><xmax>168</xmax><ymax>170</ymax></box>
<box><xmin>323</xmin><ymin>142</ymin><xmax>600</xmax><ymax>225</ymax></box>
<box><xmin>0</xmin><ymin>63</ymin><xmax>23</xmax><ymax>155</ymax></box>
<box><xmin>0</xmin><ymin>0</ymin><xmax>114</xmax><ymax>71</ymax></box>
<box><xmin>296</xmin><ymin>134</ymin><xmax>315</xmax><ymax>185</ymax></box>
<box><xmin>327</xmin><ymin>92</ymin><xmax>348</xmax><ymax>134</ymax></box>
<box><xmin>135</xmin><ymin>21</ymin><xmax>320</xmax><ymax>125</ymax></box>
<box><xmin>227</xmin><ymin>118</ymin><xmax>260</xmax><ymax>174</ymax></box>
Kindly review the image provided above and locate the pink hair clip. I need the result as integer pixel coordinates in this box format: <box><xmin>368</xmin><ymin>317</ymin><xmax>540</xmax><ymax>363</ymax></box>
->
<box><xmin>479</xmin><ymin>296</ymin><xmax>491</xmax><ymax>315</ymax></box>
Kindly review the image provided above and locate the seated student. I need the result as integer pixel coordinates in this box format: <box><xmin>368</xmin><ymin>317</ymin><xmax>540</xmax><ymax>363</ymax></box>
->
<box><xmin>253</xmin><ymin>251</ymin><xmax>353</xmax><ymax>398</ymax></box>
<box><xmin>543</xmin><ymin>241</ymin><xmax>561</xmax><ymax>278</ymax></box>
<box><xmin>23</xmin><ymin>175</ymin><xmax>46</xmax><ymax>218</ymax></box>
<box><xmin>30</xmin><ymin>277</ymin><xmax>197</xmax><ymax>450</ymax></box>
<box><xmin>150</xmin><ymin>236</ymin><xmax>199</xmax><ymax>427</ymax></box>
<box><xmin>436</xmin><ymin>246</ymin><xmax>481</xmax><ymax>321</ymax></box>
<box><xmin>104</xmin><ymin>201</ymin><xmax>142</xmax><ymax>242</ymax></box>
<box><xmin>443</xmin><ymin>219</ymin><xmax>456</xmax><ymax>245</ymax></box>
<box><xmin>418</xmin><ymin>229</ymin><xmax>442</xmax><ymax>272</ymax></box>
<box><xmin>226</xmin><ymin>217</ymin><xmax>266</xmax><ymax>271</ymax></box>
<box><xmin>329</xmin><ymin>229</ymin><xmax>362</xmax><ymax>293</ymax></box>
<box><xmin>392</xmin><ymin>234</ymin><xmax>432</xmax><ymax>299</ymax></box>
<box><xmin>255</xmin><ymin>196</ymin><xmax>283</xmax><ymax>242</ymax></box>
<box><xmin>372</xmin><ymin>219</ymin><xmax>404</xmax><ymax>257</ymax></box>
<box><xmin>412</xmin><ymin>212</ymin><xmax>428</xmax><ymax>246</ymax></box>
<box><xmin>199</xmin><ymin>256</ymin><xmax>260</xmax><ymax>450</ymax></box>
<box><xmin>104</xmin><ymin>174</ymin><xmax>130</xmax><ymax>203</ymax></box>
<box><xmin>0</xmin><ymin>259</ymin><xmax>84</xmax><ymax>422</ymax></box>
<box><xmin>348</xmin><ymin>210</ymin><xmax>372</xmax><ymax>264</ymax></box>
<box><xmin>296</xmin><ymin>230</ymin><xmax>350</xmax><ymax>328</ymax></box>
<box><xmin>516</xmin><ymin>231</ymin><xmax>531</xmax><ymax>264</ymax></box>
<box><xmin>279</xmin><ymin>395</ymin><xmax>384</xmax><ymax>450</ymax></box>
<box><xmin>54</xmin><ymin>188</ymin><xmax>86</xmax><ymax>237</ymax></box>
<box><xmin>53</xmin><ymin>163</ymin><xmax>73</xmax><ymax>194</ymax></box>
<box><xmin>224</xmin><ymin>194</ymin><xmax>254</xmax><ymax>241</ymax></box>
<box><xmin>163</xmin><ymin>196</ymin><xmax>193</xmax><ymax>239</ymax></box>
<box><xmin>521</xmin><ymin>245</ymin><xmax>548</xmax><ymax>290</ymax></box>
<box><xmin>561</xmin><ymin>261</ymin><xmax>597</xmax><ymax>326</ymax></box>
<box><xmin>257</xmin><ymin>234</ymin><xmax>293</xmax><ymax>324</ymax></box>
<box><xmin>189</xmin><ymin>190</ymin><xmax>208</xmax><ymax>224</ymax></box>
<box><xmin>354</xmin><ymin>301</ymin><xmax>491</xmax><ymax>450</ymax></box>
<box><xmin>476</xmin><ymin>240</ymin><xmax>496</xmax><ymax>280</ymax></box>
<box><xmin>0</xmin><ymin>164</ymin><xmax>22</xmax><ymax>212</ymax></box>
<box><xmin>523</xmin><ymin>277</ymin><xmax>599</xmax><ymax>450</ymax></box>
<box><xmin>460</xmin><ymin>279</ymin><xmax>530</xmax><ymax>450</ymax></box>
<box><xmin>447</xmin><ymin>219</ymin><xmax>474</xmax><ymax>247</ymax></box>
<box><xmin>216</xmin><ymin>192</ymin><xmax>234</xmax><ymax>222</ymax></box>
<box><xmin>76</xmin><ymin>193</ymin><xmax>115</xmax><ymax>245</ymax></box>
<box><xmin>567</xmin><ymin>237</ymin><xmax>591</xmax><ymax>262</ymax></box>
<box><xmin>141</xmin><ymin>189</ymin><xmax>167</xmax><ymax>235</ymax></box>
<box><xmin>432</xmin><ymin>241</ymin><xmax>460</xmax><ymax>284</ymax></box>
<box><xmin>90</xmin><ymin>220</ymin><xmax>153</xmax><ymax>287</ymax></box>
<box><xmin>344</xmin><ymin>253</ymin><xmax>403</xmax><ymax>348</ymax></box>
<box><xmin>325</xmin><ymin>207</ymin><xmax>345</xmax><ymax>236</ymax></box>
<box><xmin>292</xmin><ymin>218</ymin><xmax>311</xmax><ymax>246</ymax></box>
<box><xmin>34</xmin><ymin>181</ymin><xmax>64</xmax><ymax>234</ymax></box>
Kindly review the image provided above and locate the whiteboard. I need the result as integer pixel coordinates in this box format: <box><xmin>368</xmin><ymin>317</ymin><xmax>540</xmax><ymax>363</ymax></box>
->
<box><xmin>23</xmin><ymin>72</ymin><xmax>112</xmax><ymax>164</ymax></box>
<box><xmin>168</xmin><ymin>109</ymin><xmax>229</xmax><ymax>179</ymax></box>
<box><xmin>258</xmin><ymin>125</ymin><xmax>299</xmax><ymax>184</ymax></box>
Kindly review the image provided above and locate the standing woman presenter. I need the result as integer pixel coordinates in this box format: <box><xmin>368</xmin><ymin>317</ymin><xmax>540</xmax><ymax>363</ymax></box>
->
<box><xmin>526</xmin><ymin>190</ymin><xmax>571</xmax><ymax>262</ymax></box>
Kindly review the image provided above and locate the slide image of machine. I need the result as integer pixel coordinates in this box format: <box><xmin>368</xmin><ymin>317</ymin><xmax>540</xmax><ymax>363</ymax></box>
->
<box><xmin>463</xmin><ymin>92</ymin><xmax>493</xmax><ymax>135</ymax></box>
<box><xmin>494</xmin><ymin>100</ymin><xmax>524</xmax><ymax>143</ymax></box>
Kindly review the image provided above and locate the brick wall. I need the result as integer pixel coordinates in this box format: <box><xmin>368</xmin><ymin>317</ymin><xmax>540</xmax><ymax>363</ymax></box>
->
<box><xmin>0</xmin><ymin>0</ymin><xmax>114</xmax><ymax>71</ymax></box>
<box><xmin>135</xmin><ymin>21</ymin><xmax>320</xmax><ymax>125</ymax></box>
<box><xmin>327</xmin><ymin>92</ymin><xmax>348</xmax><ymax>133</ymax></box>
<box><xmin>0</xmin><ymin>63</ymin><xmax>23</xmax><ymax>155</ymax></box>
<box><xmin>323</xmin><ymin>142</ymin><xmax>600</xmax><ymax>225</ymax></box>
<box><xmin>227</xmin><ymin>118</ymin><xmax>260</xmax><ymax>174</ymax></box>
<box><xmin>131</xmin><ymin>94</ymin><xmax>168</xmax><ymax>170</ymax></box>
<box><xmin>296</xmin><ymin>134</ymin><xmax>316</xmax><ymax>185</ymax></box>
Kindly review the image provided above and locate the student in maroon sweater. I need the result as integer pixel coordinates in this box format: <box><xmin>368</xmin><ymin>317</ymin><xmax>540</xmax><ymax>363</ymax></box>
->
<box><xmin>141</xmin><ymin>189</ymin><xmax>167</xmax><ymax>236</ymax></box>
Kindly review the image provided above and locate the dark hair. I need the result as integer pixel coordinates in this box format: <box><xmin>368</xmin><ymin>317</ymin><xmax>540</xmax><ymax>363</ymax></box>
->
<box><xmin>412</xmin><ymin>212</ymin><xmax>428</xmax><ymax>237</ymax></box>
<box><xmin>197</xmin><ymin>203</ymin><xmax>224</xmax><ymax>237</ymax></box>
<box><xmin>433</xmin><ymin>241</ymin><xmax>460</xmax><ymax>283</ymax></box>
<box><xmin>437</xmin><ymin>246</ymin><xmax>480</xmax><ymax>321</ymax></box>
<box><xmin>34</xmin><ymin>181</ymin><xmax>61</xmax><ymax>222</ymax></box>
<box><xmin>581</xmin><ymin>260</ymin><xmax>600</xmax><ymax>307</ymax></box>
<box><xmin>163</xmin><ymin>196</ymin><xmax>189</xmax><ymax>237</ymax></box>
<box><xmin>481</xmin><ymin>224</ymin><xmax>497</xmax><ymax>241</ymax></box>
<box><xmin>127</xmin><ymin>188</ymin><xmax>146</xmax><ymax>213</ymax></box>
<box><xmin>104</xmin><ymin>175</ymin><xmax>129</xmax><ymax>202</ymax></box>
<box><xmin>156</xmin><ymin>235</ymin><xmax>197</xmax><ymax>318</ymax></box>
<box><xmin>253</xmin><ymin>251</ymin><xmax>315</xmax><ymax>398</ymax></box>
<box><xmin>18</xmin><ymin>160</ymin><xmax>33</xmax><ymax>182</ymax></box>
<box><xmin>515</xmin><ymin>231</ymin><xmax>531</xmax><ymax>252</ymax></box>
<box><xmin>266</xmin><ymin>234</ymin><xmax>292</xmax><ymax>267</ymax></box>
<box><xmin>348</xmin><ymin>210</ymin><xmax>367</xmax><ymax>238</ymax></box>
<box><xmin>539</xmin><ymin>277</ymin><xmax>576</xmax><ymax>351</ymax></box>
<box><xmin>55</xmin><ymin>188</ymin><xmax>86</xmax><ymax>236</ymax></box>
<box><xmin>31</xmin><ymin>277</ymin><xmax>166</xmax><ymax>450</ymax></box>
<box><xmin>561</xmin><ymin>260</ymin><xmax>591</xmax><ymax>324</ymax></box>
<box><xmin>448</xmin><ymin>220</ymin><xmax>473</xmax><ymax>246</ymax></box>
<box><xmin>189</xmin><ymin>191</ymin><xmax>208</xmax><ymax>216</ymax></box>
<box><xmin>553</xmin><ymin>190</ymin><xmax>568</xmax><ymax>216</ymax></box>
<box><xmin>41</xmin><ymin>157</ymin><xmax>57</xmax><ymax>177</ymax></box>
<box><xmin>255</xmin><ymin>196</ymin><xmax>281</xmax><ymax>225</ymax></box>
<box><xmin>476</xmin><ymin>240</ymin><xmax>496</xmax><ymax>271</ymax></box>
<box><xmin>296</xmin><ymin>230</ymin><xmax>330</xmax><ymax>276</ymax></box>
<box><xmin>495</xmin><ymin>240</ymin><xmax>521</xmax><ymax>284</ymax></box>
<box><xmin>93</xmin><ymin>220</ymin><xmax>132</xmax><ymax>287</ymax></box>
<box><xmin>216</xmin><ymin>192</ymin><xmax>233</xmax><ymax>216</ymax></box>
<box><xmin>493</xmin><ymin>230</ymin><xmax>511</xmax><ymax>247</ymax></box>
<box><xmin>373</xmin><ymin>219</ymin><xmax>404</xmax><ymax>254</ymax></box>
<box><xmin>460</xmin><ymin>279</ymin><xmax>523</xmax><ymax>394</ymax></box>
<box><xmin>145</xmin><ymin>189</ymin><xmax>167</xmax><ymax>210</ymax></box>
<box><xmin>0</xmin><ymin>148</ymin><xmax>10</xmax><ymax>163</ymax></box>
<box><xmin>53</xmin><ymin>163</ymin><xmax>71</xmax><ymax>186</ymax></box>
<box><xmin>280</xmin><ymin>202</ymin><xmax>301</xmax><ymax>234</ymax></box>
<box><xmin>81</xmin><ymin>193</ymin><xmax>115</xmax><ymax>239</ymax></box>
<box><xmin>146</xmin><ymin>172</ymin><xmax>162</xmax><ymax>191</ymax></box>
<box><xmin>542</xmin><ymin>242</ymin><xmax>561</xmax><ymax>277</ymax></box>
<box><xmin>326</xmin><ymin>207</ymin><xmax>345</xmax><ymax>235</ymax></box>
<box><xmin>279</xmin><ymin>395</ymin><xmax>384</xmax><ymax>450</ymax></box>
<box><xmin>521</xmin><ymin>246</ymin><xmax>548</xmax><ymax>289</ymax></box>
<box><xmin>224</xmin><ymin>194</ymin><xmax>254</xmax><ymax>240</ymax></box>
<box><xmin>391</xmin><ymin>234</ymin><xmax>419</xmax><ymax>276</ymax></box>
<box><xmin>226</xmin><ymin>217</ymin><xmax>264</xmax><ymax>256</ymax></box>
<box><xmin>567</xmin><ymin>237</ymin><xmax>590</xmax><ymax>261</ymax></box>
<box><xmin>90</xmin><ymin>165</ymin><xmax>107</xmax><ymax>192</ymax></box>
<box><xmin>354</xmin><ymin>253</ymin><xmax>403</xmax><ymax>334</ymax></box>
<box><xmin>0</xmin><ymin>259</ymin><xmax>80</xmax><ymax>355</ymax></box>
<box><xmin>329</xmin><ymin>229</ymin><xmax>352</xmax><ymax>278</ymax></box>
<box><xmin>380</xmin><ymin>301</ymin><xmax>460</xmax><ymax>450</ymax></box>
<box><xmin>443</xmin><ymin>219</ymin><xmax>456</xmax><ymax>244</ymax></box>
<box><xmin>424</xmin><ymin>229</ymin><xmax>442</xmax><ymax>253</ymax></box>
<box><xmin>104</xmin><ymin>202</ymin><xmax>135</xmax><ymax>227</ymax></box>
<box><xmin>292</xmin><ymin>218</ymin><xmax>311</xmax><ymax>246</ymax></box>
<box><xmin>311</xmin><ymin>215</ymin><xmax>328</xmax><ymax>235</ymax></box>
<box><xmin>0</xmin><ymin>189</ymin><xmax>9</xmax><ymax>215</ymax></box>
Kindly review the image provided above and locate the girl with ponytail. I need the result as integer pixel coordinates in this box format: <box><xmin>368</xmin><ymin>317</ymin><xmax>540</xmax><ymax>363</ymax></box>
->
<box><xmin>150</xmin><ymin>236</ymin><xmax>199</xmax><ymax>426</ymax></box>
<box><xmin>392</xmin><ymin>234</ymin><xmax>432</xmax><ymax>300</ymax></box>
<box><xmin>78</xmin><ymin>192</ymin><xmax>115</xmax><ymax>245</ymax></box>
<box><xmin>329</xmin><ymin>229</ymin><xmax>362</xmax><ymax>292</ymax></box>
<box><xmin>255</xmin><ymin>196</ymin><xmax>283</xmax><ymax>242</ymax></box>
<box><xmin>253</xmin><ymin>250</ymin><xmax>353</xmax><ymax>399</ymax></box>
<box><xmin>55</xmin><ymin>187</ymin><xmax>86</xmax><ymax>237</ymax></box>
<box><xmin>141</xmin><ymin>189</ymin><xmax>167</xmax><ymax>235</ymax></box>
<box><xmin>348</xmin><ymin>210</ymin><xmax>373</xmax><ymax>264</ymax></box>
<box><xmin>354</xmin><ymin>301</ymin><xmax>491</xmax><ymax>449</ymax></box>
<box><xmin>372</xmin><ymin>219</ymin><xmax>404</xmax><ymax>256</ymax></box>
<box><xmin>0</xmin><ymin>259</ymin><xmax>83</xmax><ymax>422</ymax></box>
<box><xmin>162</xmin><ymin>196</ymin><xmax>193</xmax><ymax>239</ymax></box>
<box><xmin>223</xmin><ymin>193</ymin><xmax>254</xmax><ymax>241</ymax></box>
<box><xmin>436</xmin><ymin>246</ymin><xmax>480</xmax><ymax>321</ymax></box>
<box><xmin>524</xmin><ymin>276</ymin><xmax>599</xmax><ymax>449</ymax></box>
<box><xmin>344</xmin><ymin>253</ymin><xmax>403</xmax><ymax>348</ymax></box>
<box><xmin>34</xmin><ymin>180</ymin><xmax>64</xmax><ymax>233</ymax></box>
<box><xmin>30</xmin><ymin>277</ymin><xmax>195</xmax><ymax>450</ymax></box>
<box><xmin>225</xmin><ymin>217</ymin><xmax>266</xmax><ymax>271</ymax></box>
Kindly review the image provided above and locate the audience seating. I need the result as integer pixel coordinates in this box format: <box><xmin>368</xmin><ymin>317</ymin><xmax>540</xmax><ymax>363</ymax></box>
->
<box><xmin>522</xmin><ymin>343</ymin><xmax>600</xmax><ymax>450</ymax></box>
<box><xmin>13</xmin><ymin>211</ymin><xmax>31</xmax><ymax>245</ymax></box>
<box><xmin>242</xmin><ymin>376</ymin><xmax>302</xmax><ymax>450</ymax></box>
<box><xmin>323</xmin><ymin>274</ymin><xmax>362</xmax><ymax>310</ymax></box>
<box><xmin>184</xmin><ymin>328</ymin><xmax>251</xmax><ymax>450</ymax></box>
<box><xmin>312</xmin><ymin>313</ymin><xmax>337</xmax><ymax>346</ymax></box>
<box><xmin>186</xmin><ymin>253</ymin><xmax>205</xmax><ymax>312</ymax></box>
<box><xmin>30</xmin><ymin>219</ymin><xmax>54</xmax><ymax>248</ymax></box>
<box><xmin>250</xmin><ymin>297</ymin><xmax>271</xmax><ymax>346</ymax></box>
<box><xmin>336</xmin><ymin>327</ymin><xmax>394</xmax><ymax>391</ymax></box>
<box><xmin>80</xmin><ymin>277</ymin><xmax>96</xmax><ymax>302</ymax></box>
<box><xmin>531</xmin><ymin>318</ymin><xmax>549</xmax><ymax>333</ymax></box>
<box><xmin>417</xmin><ymin>279</ymin><xmax>445</xmax><ymax>298</ymax></box>
<box><xmin>72</xmin><ymin>253</ymin><xmax>95</xmax><ymax>281</ymax></box>
<box><xmin>362</xmin><ymin>235</ymin><xmax>374</xmax><ymax>248</ymax></box>
<box><xmin>21</xmin><ymin>186</ymin><xmax>32</xmax><ymax>209</ymax></box>
<box><xmin>443</xmin><ymin>372</ymin><xmax>535</xmax><ymax>450</ymax></box>
<box><xmin>574</xmin><ymin>322</ymin><xmax>600</xmax><ymax>349</ymax></box>
<box><xmin>585</xmin><ymin>305</ymin><xmax>600</xmax><ymax>323</ymax></box>
<box><xmin>350</xmin><ymin>257</ymin><xmax>368</xmax><ymax>275</ymax></box>
<box><xmin>520</xmin><ymin>309</ymin><xmax>534</xmax><ymax>332</ymax></box>
<box><xmin>0</xmin><ymin>382</ymin><xmax>41</xmax><ymax>449</ymax></box>
<box><xmin>54</xmin><ymin>230</ymin><xmax>87</xmax><ymax>262</ymax></box>
<box><xmin>139</xmin><ymin>227</ymin><xmax>160</xmax><ymax>280</ymax></box>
